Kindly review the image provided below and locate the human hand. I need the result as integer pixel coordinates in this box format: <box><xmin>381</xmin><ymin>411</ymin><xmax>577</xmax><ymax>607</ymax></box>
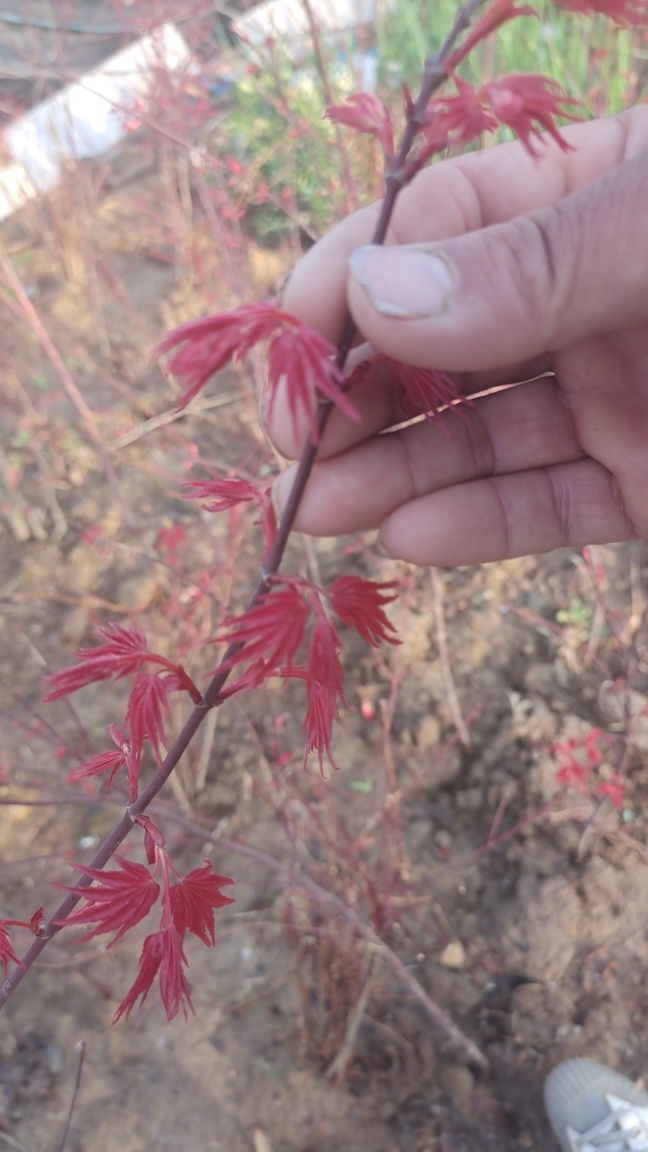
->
<box><xmin>267</xmin><ymin>107</ymin><xmax>648</xmax><ymax>566</ymax></box>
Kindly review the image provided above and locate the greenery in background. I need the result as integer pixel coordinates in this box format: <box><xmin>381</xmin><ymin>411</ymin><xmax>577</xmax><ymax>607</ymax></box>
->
<box><xmin>377</xmin><ymin>0</ymin><xmax>646</xmax><ymax>118</ymax></box>
<box><xmin>210</xmin><ymin>53</ymin><xmax>350</xmax><ymax>245</ymax></box>
<box><xmin>212</xmin><ymin>0</ymin><xmax>646</xmax><ymax>247</ymax></box>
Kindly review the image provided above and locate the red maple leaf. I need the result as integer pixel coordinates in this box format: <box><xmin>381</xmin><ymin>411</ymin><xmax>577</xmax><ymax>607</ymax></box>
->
<box><xmin>553</xmin><ymin>0</ymin><xmax>647</xmax><ymax>22</ymax></box>
<box><xmin>169</xmin><ymin>863</ymin><xmax>235</xmax><ymax>946</ymax></box>
<box><xmin>43</xmin><ymin>624</ymin><xmax>149</xmax><ymax>701</ymax></box>
<box><xmin>113</xmin><ymin>926</ymin><xmax>193</xmax><ymax>1023</ymax></box>
<box><xmin>597</xmin><ymin>773</ymin><xmax>625</xmax><ymax>809</ymax></box>
<box><xmin>125</xmin><ymin>673</ymin><xmax>172</xmax><ymax>798</ymax></box>
<box><xmin>154</xmin><ymin>302</ymin><xmax>287</xmax><ymax>408</ymax></box>
<box><xmin>430</xmin><ymin>78</ymin><xmax>497</xmax><ymax>147</ymax></box>
<box><xmin>446</xmin><ymin>0</ymin><xmax>537</xmax><ymax>69</ymax></box>
<box><xmin>53</xmin><ymin>856</ymin><xmax>160</xmax><ymax>946</ymax></box>
<box><xmin>183</xmin><ymin>475</ymin><xmax>265</xmax><ymax>513</ymax></box>
<box><xmin>325</xmin><ymin>93</ymin><xmax>395</xmax><ymax>156</ymax></box>
<box><xmin>483</xmin><ymin>74</ymin><xmax>580</xmax><ymax>155</ymax></box>
<box><xmin>303</xmin><ymin>677</ymin><xmax>343</xmax><ymax>772</ymax></box>
<box><xmin>267</xmin><ymin>325</ymin><xmax>361</xmax><ymax>445</ymax></box>
<box><xmin>303</xmin><ymin>613</ymin><xmax>347</xmax><ymax>770</ymax></box>
<box><xmin>328</xmin><ymin>576</ymin><xmax>400</xmax><ymax>648</ymax></box>
<box><xmin>67</xmin><ymin>724</ymin><xmax>128</xmax><ymax>788</ymax></box>
<box><xmin>0</xmin><ymin>924</ymin><xmax>22</xmax><ymax>979</ymax></box>
<box><xmin>387</xmin><ymin>360</ymin><xmax>464</xmax><ymax>421</ymax></box>
<box><xmin>216</xmin><ymin>582</ymin><xmax>311</xmax><ymax>675</ymax></box>
<box><xmin>156</xmin><ymin>303</ymin><xmax>360</xmax><ymax>443</ymax></box>
<box><xmin>184</xmin><ymin>476</ymin><xmax>277</xmax><ymax>555</ymax></box>
<box><xmin>44</xmin><ymin>625</ymin><xmax>201</xmax><ymax>707</ymax></box>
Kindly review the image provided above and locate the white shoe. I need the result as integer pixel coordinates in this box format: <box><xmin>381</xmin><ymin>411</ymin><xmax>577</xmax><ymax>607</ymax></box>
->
<box><xmin>545</xmin><ymin>1058</ymin><xmax>648</xmax><ymax>1151</ymax></box>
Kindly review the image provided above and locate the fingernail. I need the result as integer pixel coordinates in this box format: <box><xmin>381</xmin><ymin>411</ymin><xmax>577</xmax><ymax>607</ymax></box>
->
<box><xmin>349</xmin><ymin>245</ymin><xmax>454</xmax><ymax>319</ymax></box>
<box><xmin>272</xmin><ymin>465</ymin><xmax>297</xmax><ymax>518</ymax></box>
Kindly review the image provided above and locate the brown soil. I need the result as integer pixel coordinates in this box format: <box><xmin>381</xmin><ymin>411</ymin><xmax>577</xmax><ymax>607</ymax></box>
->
<box><xmin>1</xmin><ymin>125</ymin><xmax>648</xmax><ymax>1152</ymax></box>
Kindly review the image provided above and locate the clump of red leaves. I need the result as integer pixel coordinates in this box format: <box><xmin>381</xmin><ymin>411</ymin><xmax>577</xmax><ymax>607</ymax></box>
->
<box><xmin>44</xmin><ymin>625</ymin><xmax>203</xmax><ymax>802</ymax></box>
<box><xmin>213</xmin><ymin>573</ymin><xmax>399</xmax><ymax>769</ymax></box>
<box><xmin>552</xmin><ymin>728</ymin><xmax>624</xmax><ymax>808</ymax></box>
<box><xmin>54</xmin><ymin>821</ymin><xmax>234</xmax><ymax>1022</ymax></box>
<box><xmin>0</xmin><ymin>909</ymin><xmax>44</xmax><ymax>979</ymax></box>
<box><xmin>154</xmin><ymin>302</ymin><xmax>361</xmax><ymax>444</ymax></box>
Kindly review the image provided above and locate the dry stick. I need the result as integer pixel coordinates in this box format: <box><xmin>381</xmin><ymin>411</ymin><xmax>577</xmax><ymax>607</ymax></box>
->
<box><xmin>53</xmin><ymin>1042</ymin><xmax>86</xmax><ymax>1152</ymax></box>
<box><xmin>300</xmin><ymin>0</ymin><xmax>359</xmax><ymax>215</ymax></box>
<box><xmin>107</xmin><ymin>389</ymin><xmax>242</xmax><ymax>451</ymax></box>
<box><xmin>0</xmin><ymin>0</ymin><xmax>490</xmax><ymax>1017</ymax></box>
<box><xmin>431</xmin><ymin>569</ymin><xmax>471</xmax><ymax>749</ymax></box>
<box><xmin>0</xmin><ymin>242</ymin><xmax>135</xmax><ymax>528</ymax></box>
<box><xmin>326</xmin><ymin>954</ymin><xmax>378</xmax><ymax>1081</ymax></box>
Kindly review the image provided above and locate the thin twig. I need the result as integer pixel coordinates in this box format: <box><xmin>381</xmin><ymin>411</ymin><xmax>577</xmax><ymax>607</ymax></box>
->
<box><xmin>326</xmin><ymin>954</ymin><xmax>378</xmax><ymax>1081</ymax></box>
<box><xmin>431</xmin><ymin>569</ymin><xmax>471</xmax><ymax>749</ymax></box>
<box><xmin>108</xmin><ymin>390</ymin><xmax>242</xmax><ymax>451</ymax></box>
<box><xmin>0</xmin><ymin>242</ymin><xmax>134</xmax><ymax>527</ymax></box>
<box><xmin>0</xmin><ymin>1132</ymin><xmax>28</xmax><ymax>1152</ymax></box>
<box><xmin>53</xmin><ymin>1043</ymin><xmax>86</xmax><ymax>1152</ymax></box>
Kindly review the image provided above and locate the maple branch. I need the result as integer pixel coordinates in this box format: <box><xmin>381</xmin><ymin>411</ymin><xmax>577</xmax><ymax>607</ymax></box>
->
<box><xmin>0</xmin><ymin>0</ymin><xmax>491</xmax><ymax>1012</ymax></box>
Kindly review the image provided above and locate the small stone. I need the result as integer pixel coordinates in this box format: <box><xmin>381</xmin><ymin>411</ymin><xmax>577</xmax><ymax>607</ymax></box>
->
<box><xmin>417</xmin><ymin>713</ymin><xmax>441</xmax><ymax>750</ymax></box>
<box><xmin>435</xmin><ymin>830</ymin><xmax>453</xmax><ymax>851</ymax></box>
<box><xmin>438</xmin><ymin>941</ymin><xmax>465</xmax><ymax>970</ymax></box>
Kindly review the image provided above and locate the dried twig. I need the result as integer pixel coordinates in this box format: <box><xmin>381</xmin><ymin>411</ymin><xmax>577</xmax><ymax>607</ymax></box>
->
<box><xmin>52</xmin><ymin>1042</ymin><xmax>86</xmax><ymax>1152</ymax></box>
<box><xmin>326</xmin><ymin>954</ymin><xmax>378</xmax><ymax>1081</ymax></box>
<box><xmin>108</xmin><ymin>390</ymin><xmax>242</xmax><ymax>451</ymax></box>
<box><xmin>0</xmin><ymin>241</ymin><xmax>134</xmax><ymax>527</ymax></box>
<box><xmin>431</xmin><ymin>569</ymin><xmax>471</xmax><ymax>749</ymax></box>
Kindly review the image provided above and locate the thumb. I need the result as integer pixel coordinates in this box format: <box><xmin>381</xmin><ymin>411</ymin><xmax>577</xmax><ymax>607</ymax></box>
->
<box><xmin>347</xmin><ymin>148</ymin><xmax>648</xmax><ymax>373</ymax></box>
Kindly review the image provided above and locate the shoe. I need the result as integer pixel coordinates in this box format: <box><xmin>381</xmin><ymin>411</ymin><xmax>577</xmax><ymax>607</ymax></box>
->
<box><xmin>544</xmin><ymin>1057</ymin><xmax>648</xmax><ymax>1151</ymax></box>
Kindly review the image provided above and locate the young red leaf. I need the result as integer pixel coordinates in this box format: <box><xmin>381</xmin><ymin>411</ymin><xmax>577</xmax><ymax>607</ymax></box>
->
<box><xmin>157</xmin><ymin>302</ymin><xmax>359</xmax><ymax>442</ymax></box>
<box><xmin>125</xmin><ymin>673</ymin><xmax>171</xmax><ymax>798</ymax></box>
<box><xmin>184</xmin><ymin>476</ymin><xmax>277</xmax><ymax>555</ymax></box>
<box><xmin>169</xmin><ymin>863</ymin><xmax>235</xmax><ymax>946</ymax></box>
<box><xmin>304</xmin><ymin>613</ymin><xmax>347</xmax><ymax>770</ymax></box>
<box><xmin>216</xmin><ymin>583</ymin><xmax>311</xmax><ymax>674</ymax></box>
<box><xmin>483</xmin><ymin>74</ymin><xmax>580</xmax><ymax>155</ymax></box>
<box><xmin>215</xmin><ymin>658</ymin><xmax>271</xmax><ymax>702</ymax></box>
<box><xmin>388</xmin><ymin>360</ymin><xmax>464</xmax><ymax>420</ymax></box>
<box><xmin>68</xmin><ymin>747</ymin><xmax>125</xmax><ymax>787</ymax></box>
<box><xmin>552</xmin><ymin>0</ymin><xmax>647</xmax><ymax>23</ymax></box>
<box><xmin>43</xmin><ymin>624</ymin><xmax>149</xmax><ymax>701</ymax></box>
<box><xmin>154</xmin><ymin>302</ymin><xmax>288</xmax><ymax>408</ymax></box>
<box><xmin>446</xmin><ymin>0</ymin><xmax>537</xmax><ymax>70</ymax></box>
<box><xmin>29</xmin><ymin>907</ymin><xmax>45</xmax><ymax>935</ymax></box>
<box><xmin>328</xmin><ymin>576</ymin><xmax>400</xmax><ymax>647</ymax></box>
<box><xmin>182</xmin><ymin>475</ymin><xmax>263</xmax><ymax>513</ymax></box>
<box><xmin>135</xmin><ymin>815</ymin><xmax>166</xmax><ymax>866</ymax></box>
<box><xmin>325</xmin><ymin>93</ymin><xmax>395</xmax><ymax>157</ymax></box>
<box><xmin>68</xmin><ymin>723</ymin><xmax>129</xmax><ymax>789</ymax></box>
<box><xmin>267</xmin><ymin>325</ymin><xmax>361</xmax><ymax>445</ymax></box>
<box><xmin>303</xmin><ymin>677</ymin><xmax>343</xmax><ymax>772</ymax></box>
<box><xmin>0</xmin><ymin>925</ymin><xmax>23</xmax><ymax>979</ymax></box>
<box><xmin>113</xmin><ymin>927</ymin><xmax>193</xmax><ymax>1023</ymax></box>
<box><xmin>53</xmin><ymin>856</ymin><xmax>160</xmax><ymax>946</ymax></box>
<box><xmin>597</xmin><ymin>773</ymin><xmax>625</xmax><ymax>808</ymax></box>
<box><xmin>430</xmin><ymin>79</ymin><xmax>497</xmax><ymax>147</ymax></box>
